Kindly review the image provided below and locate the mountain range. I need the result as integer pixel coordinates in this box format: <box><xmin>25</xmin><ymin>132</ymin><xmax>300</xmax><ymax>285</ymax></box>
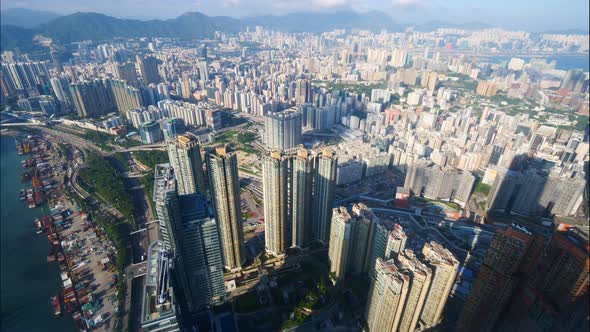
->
<box><xmin>0</xmin><ymin>10</ymin><xmax>400</xmax><ymax>51</ymax></box>
<box><xmin>6</xmin><ymin>8</ymin><xmax>584</xmax><ymax>52</ymax></box>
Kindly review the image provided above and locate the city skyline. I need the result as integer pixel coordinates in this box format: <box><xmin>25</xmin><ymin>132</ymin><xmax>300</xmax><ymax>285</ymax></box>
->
<box><xmin>0</xmin><ymin>2</ymin><xmax>588</xmax><ymax>330</ymax></box>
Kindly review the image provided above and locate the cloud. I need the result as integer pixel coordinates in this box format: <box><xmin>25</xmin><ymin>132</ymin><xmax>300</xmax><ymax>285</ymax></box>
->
<box><xmin>312</xmin><ymin>0</ymin><xmax>349</xmax><ymax>8</ymax></box>
<box><xmin>392</xmin><ymin>0</ymin><xmax>422</xmax><ymax>8</ymax></box>
<box><xmin>223</xmin><ymin>0</ymin><xmax>240</xmax><ymax>6</ymax></box>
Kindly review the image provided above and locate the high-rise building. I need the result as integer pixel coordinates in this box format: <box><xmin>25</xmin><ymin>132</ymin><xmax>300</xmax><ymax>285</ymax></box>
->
<box><xmin>365</xmin><ymin>241</ymin><xmax>455</xmax><ymax>332</ymax></box>
<box><xmin>161</xmin><ymin>118</ymin><xmax>181</xmax><ymax>141</ymax></box>
<box><xmin>348</xmin><ymin>203</ymin><xmax>377</xmax><ymax>275</ymax></box>
<box><xmin>529</xmin><ymin>226</ymin><xmax>589</xmax><ymax>309</ymax></box>
<box><xmin>311</xmin><ymin>149</ymin><xmax>337</xmax><ymax>243</ymax></box>
<box><xmin>1</xmin><ymin>61</ymin><xmax>50</xmax><ymax>92</ymax></box>
<box><xmin>153</xmin><ymin>164</ymin><xmax>181</xmax><ymax>249</ymax></box>
<box><xmin>50</xmin><ymin>76</ymin><xmax>74</xmax><ymax>111</ymax></box>
<box><xmin>139</xmin><ymin>121</ymin><xmax>163</xmax><ymax>144</ymax></box>
<box><xmin>206</xmin><ymin>146</ymin><xmax>245</xmax><ymax>271</ymax></box>
<box><xmin>397</xmin><ymin>250</ymin><xmax>432</xmax><ymax>332</ymax></box>
<box><xmin>262</xmin><ymin>150</ymin><xmax>289</xmax><ymax>255</ymax></box>
<box><xmin>140</xmin><ymin>241</ymin><xmax>180</xmax><ymax>332</ymax></box>
<box><xmin>295</xmin><ymin>79</ymin><xmax>313</xmax><ymax>105</ymax></box>
<box><xmin>291</xmin><ymin>148</ymin><xmax>314</xmax><ymax>247</ymax></box>
<box><xmin>457</xmin><ymin>224</ymin><xmax>537</xmax><ymax>332</ymax></box>
<box><xmin>404</xmin><ymin>161</ymin><xmax>476</xmax><ymax>205</ymax></box>
<box><xmin>262</xmin><ymin>147</ymin><xmax>337</xmax><ymax>255</ymax></box>
<box><xmin>328</xmin><ymin>204</ymin><xmax>378</xmax><ymax>281</ymax></box>
<box><xmin>113</xmin><ymin>61</ymin><xmax>139</xmax><ymax>86</ymax></box>
<box><xmin>176</xmin><ymin>194</ymin><xmax>226</xmax><ymax>311</ymax></box>
<box><xmin>476</xmin><ymin>80</ymin><xmax>498</xmax><ymax>97</ymax></box>
<box><xmin>69</xmin><ymin>79</ymin><xmax>116</xmax><ymax>117</ymax></box>
<box><xmin>167</xmin><ymin>134</ymin><xmax>206</xmax><ymax>195</ymax></box>
<box><xmin>497</xmin><ymin>225</ymin><xmax>589</xmax><ymax>332</ymax></box>
<box><xmin>371</xmin><ymin>221</ymin><xmax>407</xmax><ymax>275</ymax></box>
<box><xmin>365</xmin><ymin>258</ymin><xmax>410</xmax><ymax>332</ymax></box>
<box><xmin>138</xmin><ymin>55</ymin><xmax>162</xmax><ymax>85</ymax></box>
<box><xmin>328</xmin><ymin>207</ymin><xmax>353</xmax><ymax>281</ymax></box>
<box><xmin>263</xmin><ymin>108</ymin><xmax>302</xmax><ymax>151</ymax></box>
<box><xmin>109</xmin><ymin>79</ymin><xmax>144</xmax><ymax>115</ymax></box>
<box><xmin>419</xmin><ymin>241</ymin><xmax>459</xmax><ymax>328</ymax></box>
<box><xmin>486</xmin><ymin>169</ymin><xmax>586</xmax><ymax>217</ymax></box>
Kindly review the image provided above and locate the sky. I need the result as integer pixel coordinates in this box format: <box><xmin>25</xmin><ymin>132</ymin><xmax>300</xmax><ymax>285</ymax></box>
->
<box><xmin>2</xmin><ymin>0</ymin><xmax>589</xmax><ymax>32</ymax></box>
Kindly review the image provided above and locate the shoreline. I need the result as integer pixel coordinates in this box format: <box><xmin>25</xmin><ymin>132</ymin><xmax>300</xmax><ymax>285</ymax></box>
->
<box><xmin>12</xmin><ymin>132</ymin><xmax>120</xmax><ymax>331</ymax></box>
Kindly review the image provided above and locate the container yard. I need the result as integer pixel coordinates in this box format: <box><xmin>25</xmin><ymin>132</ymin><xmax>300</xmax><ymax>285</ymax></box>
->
<box><xmin>14</xmin><ymin>134</ymin><xmax>121</xmax><ymax>331</ymax></box>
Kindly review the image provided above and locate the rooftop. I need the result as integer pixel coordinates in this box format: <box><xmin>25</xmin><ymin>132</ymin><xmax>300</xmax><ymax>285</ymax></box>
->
<box><xmin>141</xmin><ymin>241</ymin><xmax>177</xmax><ymax>326</ymax></box>
<box><xmin>153</xmin><ymin>163</ymin><xmax>176</xmax><ymax>202</ymax></box>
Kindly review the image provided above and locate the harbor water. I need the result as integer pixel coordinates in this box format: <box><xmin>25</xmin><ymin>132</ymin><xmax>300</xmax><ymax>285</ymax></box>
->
<box><xmin>0</xmin><ymin>135</ymin><xmax>76</xmax><ymax>332</ymax></box>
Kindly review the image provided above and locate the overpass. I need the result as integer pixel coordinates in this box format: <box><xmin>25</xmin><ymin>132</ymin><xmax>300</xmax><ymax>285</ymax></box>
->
<box><xmin>109</xmin><ymin>144</ymin><xmax>167</xmax><ymax>155</ymax></box>
<box><xmin>0</xmin><ymin>122</ymin><xmax>47</xmax><ymax>127</ymax></box>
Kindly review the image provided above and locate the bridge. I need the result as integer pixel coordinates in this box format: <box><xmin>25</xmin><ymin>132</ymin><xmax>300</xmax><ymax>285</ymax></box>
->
<box><xmin>0</xmin><ymin>122</ymin><xmax>47</xmax><ymax>127</ymax></box>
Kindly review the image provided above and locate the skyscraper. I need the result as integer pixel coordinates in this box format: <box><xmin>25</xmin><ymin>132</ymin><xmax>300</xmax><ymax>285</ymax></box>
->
<box><xmin>113</xmin><ymin>61</ymin><xmax>139</xmax><ymax>86</ymax></box>
<box><xmin>419</xmin><ymin>241</ymin><xmax>459</xmax><ymax>328</ymax></box>
<box><xmin>153</xmin><ymin>164</ymin><xmax>181</xmax><ymax>249</ymax></box>
<box><xmin>397</xmin><ymin>249</ymin><xmax>432</xmax><ymax>332</ymax></box>
<box><xmin>497</xmin><ymin>225</ymin><xmax>589</xmax><ymax>332</ymax></box>
<box><xmin>206</xmin><ymin>146</ymin><xmax>246</xmax><ymax>271</ymax></box>
<box><xmin>167</xmin><ymin>134</ymin><xmax>206</xmax><ymax>196</ymax></box>
<box><xmin>365</xmin><ymin>258</ymin><xmax>410</xmax><ymax>332</ymax></box>
<box><xmin>262</xmin><ymin>148</ymin><xmax>337</xmax><ymax>255</ymax></box>
<box><xmin>263</xmin><ymin>108</ymin><xmax>302</xmax><ymax>151</ymax></box>
<box><xmin>295</xmin><ymin>78</ymin><xmax>313</xmax><ymax>105</ymax></box>
<box><xmin>69</xmin><ymin>79</ymin><xmax>116</xmax><ymax>117</ymax></box>
<box><xmin>109</xmin><ymin>79</ymin><xmax>144</xmax><ymax>115</ymax></box>
<box><xmin>371</xmin><ymin>221</ymin><xmax>407</xmax><ymax>275</ymax></box>
<box><xmin>176</xmin><ymin>194</ymin><xmax>226</xmax><ymax>311</ymax></box>
<box><xmin>457</xmin><ymin>224</ymin><xmax>536</xmax><ymax>332</ymax></box>
<box><xmin>262</xmin><ymin>151</ymin><xmax>289</xmax><ymax>255</ymax></box>
<box><xmin>328</xmin><ymin>207</ymin><xmax>353</xmax><ymax>281</ymax></box>
<box><xmin>138</xmin><ymin>55</ymin><xmax>162</xmax><ymax>85</ymax></box>
<box><xmin>50</xmin><ymin>76</ymin><xmax>74</xmax><ymax>111</ymax></box>
<box><xmin>291</xmin><ymin>148</ymin><xmax>314</xmax><ymax>248</ymax></box>
<box><xmin>311</xmin><ymin>149</ymin><xmax>338</xmax><ymax>243</ymax></box>
<box><xmin>328</xmin><ymin>204</ymin><xmax>378</xmax><ymax>281</ymax></box>
<box><xmin>140</xmin><ymin>241</ymin><xmax>180</xmax><ymax>332</ymax></box>
<box><xmin>529</xmin><ymin>226</ymin><xmax>589</xmax><ymax>309</ymax></box>
<box><xmin>348</xmin><ymin>203</ymin><xmax>378</xmax><ymax>275</ymax></box>
<box><xmin>151</xmin><ymin>164</ymin><xmax>226</xmax><ymax>312</ymax></box>
<box><xmin>486</xmin><ymin>169</ymin><xmax>586</xmax><ymax>217</ymax></box>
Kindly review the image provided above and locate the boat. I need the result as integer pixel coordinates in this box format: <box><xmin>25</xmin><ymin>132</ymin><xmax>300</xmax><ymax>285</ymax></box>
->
<box><xmin>19</xmin><ymin>189</ymin><xmax>26</xmax><ymax>201</ymax></box>
<box><xmin>34</xmin><ymin>218</ymin><xmax>43</xmax><ymax>233</ymax></box>
<box><xmin>51</xmin><ymin>295</ymin><xmax>62</xmax><ymax>316</ymax></box>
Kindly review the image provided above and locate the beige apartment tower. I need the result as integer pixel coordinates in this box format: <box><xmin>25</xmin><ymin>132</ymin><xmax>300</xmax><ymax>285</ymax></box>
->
<box><xmin>419</xmin><ymin>241</ymin><xmax>459</xmax><ymax>328</ymax></box>
<box><xmin>261</xmin><ymin>151</ymin><xmax>289</xmax><ymax>255</ymax></box>
<box><xmin>366</xmin><ymin>258</ymin><xmax>410</xmax><ymax>332</ymax></box>
<box><xmin>328</xmin><ymin>207</ymin><xmax>353</xmax><ymax>281</ymax></box>
<box><xmin>206</xmin><ymin>146</ymin><xmax>245</xmax><ymax>270</ymax></box>
<box><xmin>397</xmin><ymin>249</ymin><xmax>433</xmax><ymax>332</ymax></box>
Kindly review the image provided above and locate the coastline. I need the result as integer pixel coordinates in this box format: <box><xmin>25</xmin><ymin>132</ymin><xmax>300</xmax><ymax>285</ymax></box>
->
<box><xmin>1</xmin><ymin>132</ymin><xmax>120</xmax><ymax>332</ymax></box>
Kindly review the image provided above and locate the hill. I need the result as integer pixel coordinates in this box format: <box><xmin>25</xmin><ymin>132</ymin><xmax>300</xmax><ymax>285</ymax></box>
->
<box><xmin>1</xmin><ymin>8</ymin><xmax>62</xmax><ymax>28</ymax></box>
<box><xmin>0</xmin><ymin>10</ymin><xmax>402</xmax><ymax>50</ymax></box>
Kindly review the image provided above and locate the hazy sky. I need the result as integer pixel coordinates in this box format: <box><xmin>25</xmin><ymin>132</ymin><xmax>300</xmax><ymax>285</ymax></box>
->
<box><xmin>2</xmin><ymin>0</ymin><xmax>589</xmax><ymax>31</ymax></box>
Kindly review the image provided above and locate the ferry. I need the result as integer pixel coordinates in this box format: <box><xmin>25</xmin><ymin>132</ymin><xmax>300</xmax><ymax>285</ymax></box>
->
<box><xmin>51</xmin><ymin>295</ymin><xmax>62</xmax><ymax>316</ymax></box>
